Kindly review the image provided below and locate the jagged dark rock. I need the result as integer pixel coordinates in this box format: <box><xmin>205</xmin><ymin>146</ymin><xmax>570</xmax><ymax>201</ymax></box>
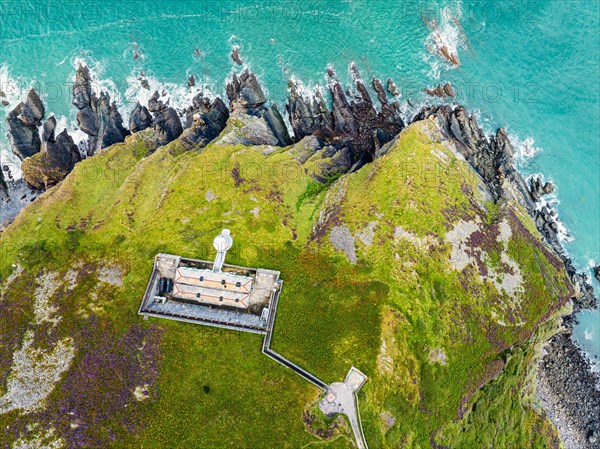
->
<box><xmin>140</xmin><ymin>77</ymin><xmax>150</xmax><ymax>90</ymax></box>
<box><xmin>0</xmin><ymin>166</ymin><xmax>7</xmax><ymax>197</ymax></box>
<box><xmin>17</xmin><ymin>89</ymin><xmax>45</xmax><ymax>126</ymax></box>
<box><xmin>372</xmin><ymin>77</ymin><xmax>387</xmax><ymax>105</ymax></box>
<box><xmin>21</xmin><ymin>116</ymin><xmax>82</xmax><ymax>190</ymax></box>
<box><xmin>286</xmin><ymin>81</ymin><xmax>334</xmax><ymax>141</ymax></box>
<box><xmin>286</xmin><ymin>67</ymin><xmax>404</xmax><ymax>169</ymax></box>
<box><xmin>188</xmin><ymin>75</ymin><xmax>196</xmax><ymax>88</ymax></box>
<box><xmin>147</xmin><ymin>90</ymin><xmax>167</xmax><ymax>113</ymax></box>
<box><xmin>151</xmin><ymin>107</ymin><xmax>183</xmax><ymax>146</ymax></box>
<box><xmin>180</xmin><ymin>95</ymin><xmax>229</xmax><ymax>148</ymax></box>
<box><xmin>129</xmin><ymin>102</ymin><xmax>153</xmax><ymax>133</ymax></box>
<box><xmin>223</xmin><ymin>71</ymin><xmax>294</xmax><ymax>147</ymax></box>
<box><xmin>72</xmin><ymin>64</ymin><xmax>129</xmax><ymax>155</ymax></box>
<box><xmin>6</xmin><ymin>103</ymin><xmax>41</xmax><ymax>160</ymax></box>
<box><xmin>412</xmin><ymin>105</ymin><xmax>533</xmax><ymax>206</ymax></box>
<box><xmin>443</xmin><ymin>82</ymin><xmax>456</xmax><ymax>98</ymax></box>
<box><xmin>593</xmin><ymin>266</ymin><xmax>600</xmax><ymax>282</ymax></box>
<box><xmin>6</xmin><ymin>88</ymin><xmax>45</xmax><ymax>160</ymax></box>
<box><xmin>262</xmin><ymin>104</ymin><xmax>292</xmax><ymax>146</ymax></box>
<box><xmin>226</xmin><ymin>70</ymin><xmax>267</xmax><ymax>113</ymax></box>
<box><xmin>530</xmin><ymin>176</ymin><xmax>555</xmax><ymax>201</ymax></box>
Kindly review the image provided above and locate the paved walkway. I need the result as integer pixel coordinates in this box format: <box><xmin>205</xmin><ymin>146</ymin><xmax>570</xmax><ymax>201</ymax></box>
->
<box><xmin>320</xmin><ymin>382</ymin><xmax>369</xmax><ymax>449</ymax></box>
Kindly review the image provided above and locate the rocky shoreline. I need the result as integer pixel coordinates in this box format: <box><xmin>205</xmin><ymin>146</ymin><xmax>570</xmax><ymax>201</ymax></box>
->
<box><xmin>1</xmin><ymin>60</ymin><xmax>598</xmax><ymax>448</ymax></box>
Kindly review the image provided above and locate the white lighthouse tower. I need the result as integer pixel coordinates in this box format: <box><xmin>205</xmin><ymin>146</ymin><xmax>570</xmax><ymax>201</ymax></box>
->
<box><xmin>212</xmin><ymin>229</ymin><xmax>233</xmax><ymax>273</ymax></box>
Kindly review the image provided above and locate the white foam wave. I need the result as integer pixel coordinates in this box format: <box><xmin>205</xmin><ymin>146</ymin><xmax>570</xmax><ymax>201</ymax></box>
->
<box><xmin>0</xmin><ymin>64</ymin><xmax>36</xmax><ymax>109</ymax></box>
<box><xmin>423</xmin><ymin>1</ymin><xmax>467</xmax><ymax>70</ymax></box>
<box><xmin>584</xmin><ymin>329</ymin><xmax>594</xmax><ymax>341</ymax></box>
<box><xmin>513</xmin><ymin>135</ymin><xmax>542</xmax><ymax>163</ymax></box>
<box><xmin>124</xmin><ymin>71</ymin><xmax>219</xmax><ymax>120</ymax></box>
<box><xmin>534</xmin><ymin>193</ymin><xmax>574</xmax><ymax>244</ymax></box>
<box><xmin>0</xmin><ymin>64</ymin><xmax>34</xmax><ymax>180</ymax></box>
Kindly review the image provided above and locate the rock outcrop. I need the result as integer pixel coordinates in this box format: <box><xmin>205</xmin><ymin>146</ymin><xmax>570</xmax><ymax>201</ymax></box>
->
<box><xmin>226</xmin><ymin>70</ymin><xmax>267</xmax><ymax>113</ymax></box>
<box><xmin>262</xmin><ymin>104</ymin><xmax>292</xmax><ymax>147</ymax></box>
<box><xmin>411</xmin><ymin>103</ymin><xmax>596</xmax><ymax>311</ymax></box>
<box><xmin>21</xmin><ymin>116</ymin><xmax>82</xmax><ymax>190</ymax></box>
<box><xmin>0</xmin><ymin>166</ymin><xmax>7</xmax><ymax>198</ymax></box>
<box><xmin>180</xmin><ymin>95</ymin><xmax>229</xmax><ymax>148</ymax></box>
<box><xmin>72</xmin><ymin>64</ymin><xmax>129</xmax><ymax>155</ymax></box>
<box><xmin>129</xmin><ymin>102</ymin><xmax>153</xmax><ymax>133</ymax></box>
<box><xmin>593</xmin><ymin>265</ymin><xmax>600</xmax><ymax>282</ymax></box>
<box><xmin>387</xmin><ymin>78</ymin><xmax>400</xmax><ymax>97</ymax></box>
<box><xmin>529</xmin><ymin>176</ymin><xmax>555</xmax><ymax>201</ymax></box>
<box><xmin>143</xmin><ymin>90</ymin><xmax>183</xmax><ymax>146</ymax></box>
<box><xmin>413</xmin><ymin>105</ymin><xmax>531</xmax><ymax>205</ymax></box>
<box><xmin>425</xmin><ymin>82</ymin><xmax>455</xmax><ymax>98</ymax></box>
<box><xmin>6</xmin><ymin>89</ymin><xmax>45</xmax><ymax>160</ymax></box>
<box><xmin>286</xmin><ymin>82</ymin><xmax>334</xmax><ymax>141</ymax></box>
<box><xmin>286</xmin><ymin>65</ymin><xmax>405</xmax><ymax>170</ymax></box>
<box><xmin>410</xmin><ymin>101</ymin><xmax>599</xmax><ymax>449</ymax></box>
<box><xmin>221</xmin><ymin>70</ymin><xmax>291</xmax><ymax>147</ymax></box>
<box><xmin>152</xmin><ymin>107</ymin><xmax>183</xmax><ymax>146</ymax></box>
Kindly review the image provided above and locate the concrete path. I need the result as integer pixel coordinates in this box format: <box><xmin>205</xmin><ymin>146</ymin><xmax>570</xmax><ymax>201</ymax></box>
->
<box><xmin>320</xmin><ymin>382</ymin><xmax>368</xmax><ymax>449</ymax></box>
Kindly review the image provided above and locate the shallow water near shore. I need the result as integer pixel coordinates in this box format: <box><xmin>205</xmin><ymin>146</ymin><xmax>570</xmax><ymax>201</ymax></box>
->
<box><xmin>0</xmin><ymin>0</ymin><xmax>598</xmax><ymax>362</ymax></box>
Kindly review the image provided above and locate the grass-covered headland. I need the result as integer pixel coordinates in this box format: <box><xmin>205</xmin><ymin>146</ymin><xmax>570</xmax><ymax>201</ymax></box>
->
<box><xmin>0</xmin><ymin>113</ymin><xmax>575</xmax><ymax>449</ymax></box>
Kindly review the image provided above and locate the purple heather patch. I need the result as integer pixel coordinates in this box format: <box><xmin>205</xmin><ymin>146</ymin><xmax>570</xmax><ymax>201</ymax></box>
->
<box><xmin>31</xmin><ymin>316</ymin><xmax>164</xmax><ymax>448</ymax></box>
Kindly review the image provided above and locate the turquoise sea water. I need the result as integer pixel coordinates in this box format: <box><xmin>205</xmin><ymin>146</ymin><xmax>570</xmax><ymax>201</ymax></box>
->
<box><xmin>1</xmin><ymin>0</ymin><xmax>598</xmax><ymax>363</ymax></box>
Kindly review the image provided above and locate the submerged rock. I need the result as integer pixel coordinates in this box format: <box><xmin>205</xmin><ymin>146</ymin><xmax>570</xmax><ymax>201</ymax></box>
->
<box><xmin>425</xmin><ymin>82</ymin><xmax>455</xmax><ymax>98</ymax></box>
<box><xmin>72</xmin><ymin>65</ymin><xmax>129</xmax><ymax>155</ymax></box>
<box><xmin>231</xmin><ymin>46</ymin><xmax>243</xmax><ymax>65</ymax></box>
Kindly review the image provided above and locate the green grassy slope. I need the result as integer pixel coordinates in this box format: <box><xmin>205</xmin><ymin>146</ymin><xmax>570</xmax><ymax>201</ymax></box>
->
<box><xmin>0</xmin><ymin>121</ymin><xmax>572</xmax><ymax>448</ymax></box>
